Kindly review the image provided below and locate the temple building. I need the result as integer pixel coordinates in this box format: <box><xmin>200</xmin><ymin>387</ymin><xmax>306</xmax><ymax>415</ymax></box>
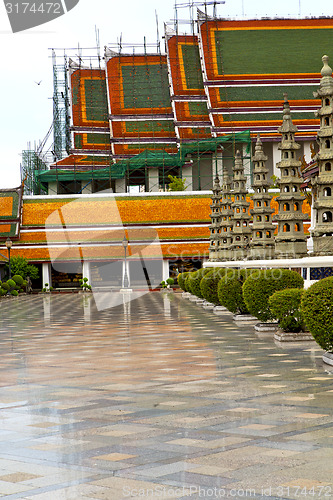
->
<box><xmin>311</xmin><ymin>56</ymin><xmax>333</xmax><ymax>255</ymax></box>
<box><xmin>249</xmin><ymin>135</ymin><xmax>275</xmax><ymax>260</ymax></box>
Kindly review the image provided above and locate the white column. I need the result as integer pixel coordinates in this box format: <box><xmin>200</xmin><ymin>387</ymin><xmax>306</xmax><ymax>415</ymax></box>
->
<box><xmin>48</xmin><ymin>182</ymin><xmax>58</xmax><ymax>195</ymax></box>
<box><xmin>162</xmin><ymin>260</ymin><xmax>169</xmax><ymax>281</ymax></box>
<box><xmin>122</xmin><ymin>259</ymin><xmax>130</xmax><ymax>287</ymax></box>
<box><xmin>42</xmin><ymin>263</ymin><xmax>52</xmax><ymax>288</ymax></box>
<box><xmin>82</xmin><ymin>261</ymin><xmax>91</xmax><ymax>285</ymax></box>
<box><xmin>272</xmin><ymin>142</ymin><xmax>280</xmax><ymax>177</ymax></box>
<box><xmin>148</xmin><ymin>168</ymin><xmax>159</xmax><ymax>192</ymax></box>
<box><xmin>115</xmin><ymin>177</ymin><xmax>126</xmax><ymax>193</ymax></box>
<box><xmin>303</xmin><ymin>141</ymin><xmax>312</xmax><ymax>163</ymax></box>
<box><xmin>182</xmin><ymin>163</ymin><xmax>193</xmax><ymax>191</ymax></box>
<box><xmin>81</xmin><ymin>181</ymin><xmax>92</xmax><ymax>194</ymax></box>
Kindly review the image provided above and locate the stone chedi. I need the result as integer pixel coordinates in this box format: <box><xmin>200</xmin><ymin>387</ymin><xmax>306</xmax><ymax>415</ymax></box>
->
<box><xmin>230</xmin><ymin>150</ymin><xmax>251</xmax><ymax>260</ymax></box>
<box><xmin>219</xmin><ymin>166</ymin><xmax>234</xmax><ymax>261</ymax></box>
<box><xmin>274</xmin><ymin>94</ymin><xmax>308</xmax><ymax>259</ymax></box>
<box><xmin>249</xmin><ymin>134</ymin><xmax>275</xmax><ymax>259</ymax></box>
<box><xmin>312</xmin><ymin>55</ymin><xmax>333</xmax><ymax>255</ymax></box>
<box><xmin>208</xmin><ymin>175</ymin><xmax>221</xmax><ymax>261</ymax></box>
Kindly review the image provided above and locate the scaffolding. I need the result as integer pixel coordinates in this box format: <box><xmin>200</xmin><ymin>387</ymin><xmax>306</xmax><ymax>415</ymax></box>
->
<box><xmin>52</xmin><ymin>50</ymin><xmax>71</xmax><ymax>160</ymax></box>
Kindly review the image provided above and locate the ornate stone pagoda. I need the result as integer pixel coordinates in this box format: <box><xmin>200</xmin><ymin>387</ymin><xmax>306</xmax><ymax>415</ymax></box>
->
<box><xmin>249</xmin><ymin>134</ymin><xmax>275</xmax><ymax>260</ymax></box>
<box><xmin>208</xmin><ymin>175</ymin><xmax>221</xmax><ymax>261</ymax></box>
<box><xmin>274</xmin><ymin>94</ymin><xmax>308</xmax><ymax>259</ymax></box>
<box><xmin>311</xmin><ymin>55</ymin><xmax>333</xmax><ymax>255</ymax></box>
<box><xmin>219</xmin><ymin>166</ymin><xmax>234</xmax><ymax>261</ymax></box>
<box><xmin>230</xmin><ymin>150</ymin><xmax>251</xmax><ymax>260</ymax></box>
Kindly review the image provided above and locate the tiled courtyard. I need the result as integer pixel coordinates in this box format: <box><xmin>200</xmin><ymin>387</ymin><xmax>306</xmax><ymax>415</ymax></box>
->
<box><xmin>0</xmin><ymin>292</ymin><xmax>332</xmax><ymax>499</ymax></box>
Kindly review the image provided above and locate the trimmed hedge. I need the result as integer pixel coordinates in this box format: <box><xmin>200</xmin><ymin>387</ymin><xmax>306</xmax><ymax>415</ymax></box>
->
<box><xmin>186</xmin><ymin>268</ymin><xmax>212</xmax><ymax>298</ymax></box>
<box><xmin>269</xmin><ymin>288</ymin><xmax>305</xmax><ymax>332</ymax></box>
<box><xmin>177</xmin><ymin>272</ymin><xmax>190</xmax><ymax>291</ymax></box>
<box><xmin>217</xmin><ymin>269</ymin><xmax>254</xmax><ymax>314</ymax></box>
<box><xmin>243</xmin><ymin>269</ymin><xmax>304</xmax><ymax>322</ymax></box>
<box><xmin>301</xmin><ymin>277</ymin><xmax>333</xmax><ymax>352</ymax></box>
<box><xmin>200</xmin><ymin>268</ymin><xmax>229</xmax><ymax>305</ymax></box>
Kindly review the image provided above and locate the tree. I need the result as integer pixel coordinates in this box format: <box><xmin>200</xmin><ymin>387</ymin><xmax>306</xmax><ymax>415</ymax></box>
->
<box><xmin>5</xmin><ymin>256</ymin><xmax>39</xmax><ymax>280</ymax></box>
<box><xmin>168</xmin><ymin>175</ymin><xmax>186</xmax><ymax>191</ymax></box>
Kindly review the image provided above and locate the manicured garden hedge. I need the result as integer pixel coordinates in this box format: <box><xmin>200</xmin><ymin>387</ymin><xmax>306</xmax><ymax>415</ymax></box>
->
<box><xmin>301</xmin><ymin>277</ymin><xmax>333</xmax><ymax>352</ymax></box>
<box><xmin>177</xmin><ymin>272</ymin><xmax>190</xmax><ymax>291</ymax></box>
<box><xmin>186</xmin><ymin>268</ymin><xmax>212</xmax><ymax>298</ymax></box>
<box><xmin>243</xmin><ymin>269</ymin><xmax>304</xmax><ymax>322</ymax></box>
<box><xmin>217</xmin><ymin>269</ymin><xmax>254</xmax><ymax>314</ymax></box>
<box><xmin>269</xmin><ymin>288</ymin><xmax>305</xmax><ymax>332</ymax></box>
<box><xmin>200</xmin><ymin>268</ymin><xmax>229</xmax><ymax>305</ymax></box>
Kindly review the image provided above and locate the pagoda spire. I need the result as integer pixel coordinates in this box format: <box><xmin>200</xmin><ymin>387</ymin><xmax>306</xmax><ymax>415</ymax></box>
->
<box><xmin>249</xmin><ymin>134</ymin><xmax>275</xmax><ymax>259</ymax></box>
<box><xmin>274</xmin><ymin>94</ymin><xmax>308</xmax><ymax>259</ymax></box>
<box><xmin>230</xmin><ymin>150</ymin><xmax>251</xmax><ymax>260</ymax></box>
<box><xmin>312</xmin><ymin>55</ymin><xmax>333</xmax><ymax>255</ymax></box>
<box><xmin>219</xmin><ymin>165</ymin><xmax>233</xmax><ymax>261</ymax></box>
<box><xmin>208</xmin><ymin>174</ymin><xmax>221</xmax><ymax>261</ymax></box>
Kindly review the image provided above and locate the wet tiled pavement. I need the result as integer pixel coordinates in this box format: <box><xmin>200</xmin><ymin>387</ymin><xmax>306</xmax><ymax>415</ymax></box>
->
<box><xmin>0</xmin><ymin>292</ymin><xmax>332</xmax><ymax>499</ymax></box>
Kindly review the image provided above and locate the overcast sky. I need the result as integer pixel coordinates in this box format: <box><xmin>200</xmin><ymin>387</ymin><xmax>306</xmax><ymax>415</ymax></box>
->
<box><xmin>0</xmin><ymin>0</ymin><xmax>332</xmax><ymax>189</ymax></box>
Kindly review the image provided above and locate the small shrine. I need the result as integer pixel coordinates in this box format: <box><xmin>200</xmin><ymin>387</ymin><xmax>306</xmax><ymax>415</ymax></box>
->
<box><xmin>274</xmin><ymin>94</ymin><xmax>308</xmax><ymax>259</ymax></box>
<box><xmin>249</xmin><ymin>134</ymin><xmax>275</xmax><ymax>260</ymax></box>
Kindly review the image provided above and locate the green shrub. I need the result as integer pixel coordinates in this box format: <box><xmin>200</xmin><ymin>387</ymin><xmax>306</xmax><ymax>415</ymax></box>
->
<box><xmin>243</xmin><ymin>269</ymin><xmax>304</xmax><ymax>322</ymax></box>
<box><xmin>1</xmin><ymin>282</ymin><xmax>10</xmax><ymax>291</ymax></box>
<box><xmin>166</xmin><ymin>277</ymin><xmax>174</xmax><ymax>286</ymax></box>
<box><xmin>12</xmin><ymin>275</ymin><xmax>24</xmax><ymax>286</ymax></box>
<box><xmin>7</xmin><ymin>279</ymin><xmax>16</xmax><ymax>288</ymax></box>
<box><xmin>269</xmin><ymin>288</ymin><xmax>305</xmax><ymax>332</ymax></box>
<box><xmin>177</xmin><ymin>272</ymin><xmax>190</xmax><ymax>291</ymax></box>
<box><xmin>10</xmin><ymin>290</ymin><xmax>19</xmax><ymax>297</ymax></box>
<box><xmin>200</xmin><ymin>268</ymin><xmax>229</xmax><ymax>305</ymax></box>
<box><xmin>217</xmin><ymin>269</ymin><xmax>254</xmax><ymax>314</ymax></box>
<box><xmin>301</xmin><ymin>277</ymin><xmax>333</xmax><ymax>352</ymax></box>
<box><xmin>185</xmin><ymin>268</ymin><xmax>210</xmax><ymax>298</ymax></box>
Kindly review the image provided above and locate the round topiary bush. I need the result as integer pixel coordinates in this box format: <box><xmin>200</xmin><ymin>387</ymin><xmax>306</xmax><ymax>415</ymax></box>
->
<box><xmin>242</xmin><ymin>269</ymin><xmax>304</xmax><ymax>322</ymax></box>
<box><xmin>12</xmin><ymin>275</ymin><xmax>24</xmax><ymax>286</ymax></box>
<box><xmin>200</xmin><ymin>268</ymin><xmax>229</xmax><ymax>305</ymax></box>
<box><xmin>177</xmin><ymin>272</ymin><xmax>190</xmax><ymax>291</ymax></box>
<box><xmin>10</xmin><ymin>290</ymin><xmax>19</xmax><ymax>297</ymax></box>
<box><xmin>186</xmin><ymin>268</ymin><xmax>211</xmax><ymax>298</ymax></box>
<box><xmin>217</xmin><ymin>269</ymin><xmax>254</xmax><ymax>314</ymax></box>
<box><xmin>301</xmin><ymin>277</ymin><xmax>333</xmax><ymax>352</ymax></box>
<box><xmin>269</xmin><ymin>288</ymin><xmax>305</xmax><ymax>332</ymax></box>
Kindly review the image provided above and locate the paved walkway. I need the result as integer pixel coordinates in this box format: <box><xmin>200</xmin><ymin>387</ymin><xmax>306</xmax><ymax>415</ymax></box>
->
<box><xmin>0</xmin><ymin>292</ymin><xmax>332</xmax><ymax>499</ymax></box>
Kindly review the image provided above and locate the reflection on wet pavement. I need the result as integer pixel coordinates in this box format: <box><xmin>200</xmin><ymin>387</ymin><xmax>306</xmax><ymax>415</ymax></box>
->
<box><xmin>0</xmin><ymin>292</ymin><xmax>332</xmax><ymax>499</ymax></box>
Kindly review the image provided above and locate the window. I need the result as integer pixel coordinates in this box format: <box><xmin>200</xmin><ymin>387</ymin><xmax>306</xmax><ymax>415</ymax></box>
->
<box><xmin>323</xmin><ymin>211</ymin><xmax>333</xmax><ymax>223</ymax></box>
<box><xmin>325</xmin><ymin>162</ymin><xmax>331</xmax><ymax>172</ymax></box>
<box><xmin>325</xmin><ymin>117</ymin><xmax>330</xmax><ymax>126</ymax></box>
<box><xmin>291</xmin><ymin>168</ymin><xmax>296</xmax><ymax>176</ymax></box>
<box><xmin>256</xmin><ymin>231</ymin><xmax>262</xmax><ymax>238</ymax></box>
<box><xmin>294</xmin><ymin>202</ymin><xmax>299</xmax><ymax>211</ymax></box>
<box><xmin>284</xmin><ymin>186</ymin><xmax>290</xmax><ymax>193</ymax></box>
<box><xmin>256</xmin><ymin>215</ymin><xmax>262</xmax><ymax>222</ymax></box>
<box><xmin>283</xmin><ymin>223</ymin><xmax>290</xmax><ymax>232</ymax></box>
<box><xmin>325</xmin><ymin>139</ymin><xmax>331</xmax><ymax>149</ymax></box>
<box><xmin>266</xmin><ymin>231</ymin><xmax>271</xmax><ymax>238</ymax></box>
<box><xmin>243</xmin><ymin>221</ymin><xmax>247</xmax><ymax>227</ymax></box>
<box><xmin>325</xmin><ymin>98</ymin><xmax>330</xmax><ymax>106</ymax></box>
<box><xmin>324</xmin><ymin>187</ymin><xmax>332</xmax><ymax>197</ymax></box>
<box><xmin>284</xmin><ymin>152</ymin><xmax>289</xmax><ymax>159</ymax></box>
<box><xmin>283</xmin><ymin>203</ymin><xmax>290</xmax><ymax>211</ymax></box>
<box><xmin>295</xmin><ymin>223</ymin><xmax>300</xmax><ymax>232</ymax></box>
<box><xmin>284</xmin><ymin>169</ymin><xmax>289</xmax><ymax>176</ymax></box>
<box><xmin>256</xmin><ymin>201</ymin><xmax>261</xmax><ymax>207</ymax></box>
<box><xmin>292</xmin><ymin>186</ymin><xmax>298</xmax><ymax>192</ymax></box>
